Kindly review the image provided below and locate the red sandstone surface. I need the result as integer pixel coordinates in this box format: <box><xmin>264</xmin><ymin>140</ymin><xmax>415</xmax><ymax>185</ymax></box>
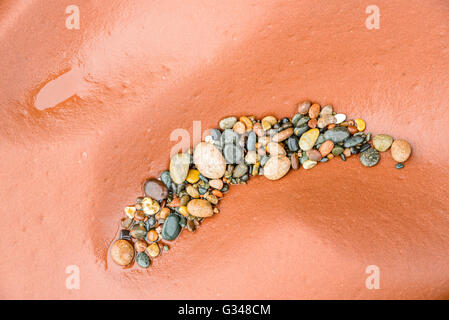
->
<box><xmin>0</xmin><ymin>0</ymin><xmax>448</xmax><ymax>299</ymax></box>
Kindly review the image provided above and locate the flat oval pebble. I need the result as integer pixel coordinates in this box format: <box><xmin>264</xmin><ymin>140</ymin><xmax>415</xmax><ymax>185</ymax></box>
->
<box><xmin>233</xmin><ymin>163</ymin><xmax>248</xmax><ymax>178</ymax></box>
<box><xmin>391</xmin><ymin>139</ymin><xmax>411</xmax><ymax>162</ymax></box>
<box><xmin>306</xmin><ymin>149</ymin><xmax>322</xmax><ymax>162</ymax></box>
<box><xmin>187</xmin><ymin>199</ymin><xmax>213</xmax><ymax>217</ymax></box>
<box><xmin>360</xmin><ymin>148</ymin><xmax>380</xmax><ymax>167</ymax></box>
<box><xmin>160</xmin><ymin>170</ymin><xmax>172</xmax><ymax>189</ymax></box>
<box><xmin>209</xmin><ymin>179</ymin><xmax>223</xmax><ymax>190</ymax></box>
<box><xmin>291</xmin><ymin>153</ymin><xmax>299</xmax><ymax>170</ymax></box>
<box><xmin>136</xmin><ymin>252</ymin><xmax>151</xmax><ymax>268</ymax></box>
<box><xmin>143</xmin><ymin>179</ymin><xmax>168</xmax><ymax>201</ymax></box>
<box><xmin>373</xmin><ymin>134</ymin><xmax>394</xmax><ymax>152</ymax></box>
<box><xmin>161</xmin><ymin>214</ymin><xmax>181</xmax><ymax>240</ymax></box>
<box><xmin>343</xmin><ymin>135</ymin><xmax>365</xmax><ymax>148</ymax></box>
<box><xmin>219</xmin><ymin>116</ymin><xmax>237</xmax><ymax>130</ymax></box>
<box><xmin>297</xmin><ymin>101</ymin><xmax>312</xmax><ymax>114</ymax></box>
<box><xmin>299</xmin><ymin>128</ymin><xmax>320</xmax><ymax>151</ymax></box>
<box><xmin>319</xmin><ymin>140</ymin><xmax>334</xmax><ymax>157</ymax></box>
<box><xmin>302</xmin><ymin>160</ymin><xmax>317</xmax><ymax>170</ymax></box>
<box><xmin>111</xmin><ymin>239</ymin><xmax>134</xmax><ymax>266</ymax></box>
<box><xmin>272</xmin><ymin>128</ymin><xmax>294</xmax><ymax>142</ymax></box>
<box><xmin>169</xmin><ymin>153</ymin><xmax>190</xmax><ymax>184</ymax></box>
<box><xmin>186</xmin><ymin>185</ymin><xmax>200</xmax><ymax>198</ymax></box>
<box><xmin>323</xmin><ymin>126</ymin><xmax>350</xmax><ymax>143</ymax></box>
<box><xmin>308</xmin><ymin>103</ymin><xmax>321</xmax><ymax>119</ymax></box>
<box><xmin>263</xmin><ymin>155</ymin><xmax>291</xmax><ymax>180</ymax></box>
<box><xmin>131</xmin><ymin>224</ymin><xmax>147</xmax><ymax>239</ymax></box>
<box><xmin>193</xmin><ymin>142</ymin><xmax>226</xmax><ymax>179</ymax></box>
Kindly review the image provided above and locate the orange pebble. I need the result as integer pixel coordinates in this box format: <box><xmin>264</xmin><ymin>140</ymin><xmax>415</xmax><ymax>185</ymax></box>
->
<box><xmin>147</xmin><ymin>230</ymin><xmax>158</xmax><ymax>242</ymax></box>
<box><xmin>212</xmin><ymin>190</ymin><xmax>223</xmax><ymax>198</ymax></box>
<box><xmin>327</xmin><ymin>123</ymin><xmax>336</xmax><ymax>129</ymax></box>
<box><xmin>308</xmin><ymin>103</ymin><xmax>321</xmax><ymax>119</ymax></box>
<box><xmin>159</xmin><ymin>207</ymin><xmax>170</xmax><ymax>219</ymax></box>
<box><xmin>348</xmin><ymin>125</ymin><xmax>358</xmax><ymax>135</ymax></box>
<box><xmin>239</xmin><ymin>116</ymin><xmax>253</xmax><ymax>132</ymax></box>
<box><xmin>307</xmin><ymin>118</ymin><xmax>317</xmax><ymax>128</ymax></box>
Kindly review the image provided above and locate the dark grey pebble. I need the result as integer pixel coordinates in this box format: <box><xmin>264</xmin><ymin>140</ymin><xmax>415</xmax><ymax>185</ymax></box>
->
<box><xmin>294</xmin><ymin>124</ymin><xmax>309</xmax><ymax>137</ymax></box>
<box><xmin>350</xmin><ymin>146</ymin><xmax>360</xmax><ymax>154</ymax></box>
<box><xmin>292</xmin><ymin>113</ymin><xmax>304</xmax><ymax>127</ymax></box>
<box><xmin>295</xmin><ymin>116</ymin><xmax>310</xmax><ymax>127</ymax></box>
<box><xmin>145</xmin><ymin>216</ymin><xmax>157</xmax><ymax>230</ymax></box>
<box><xmin>360</xmin><ymin>148</ymin><xmax>380</xmax><ymax>167</ymax></box>
<box><xmin>360</xmin><ymin>143</ymin><xmax>371</xmax><ymax>153</ymax></box>
<box><xmin>136</xmin><ymin>252</ymin><xmax>151</xmax><ymax>268</ymax></box>
<box><xmin>160</xmin><ymin>170</ymin><xmax>172</xmax><ymax>190</ymax></box>
<box><xmin>323</xmin><ymin>127</ymin><xmax>350</xmax><ymax>143</ymax></box>
<box><xmin>161</xmin><ymin>214</ymin><xmax>181</xmax><ymax>241</ymax></box>
<box><xmin>287</xmin><ymin>136</ymin><xmax>299</xmax><ymax>152</ymax></box>
<box><xmin>119</xmin><ymin>229</ymin><xmax>131</xmax><ymax>240</ymax></box>
<box><xmin>343</xmin><ymin>135</ymin><xmax>365</xmax><ymax>148</ymax></box>
<box><xmin>340</xmin><ymin>154</ymin><xmax>346</xmax><ymax>161</ymax></box>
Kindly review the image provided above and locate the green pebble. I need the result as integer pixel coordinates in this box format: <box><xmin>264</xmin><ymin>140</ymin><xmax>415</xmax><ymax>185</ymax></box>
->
<box><xmin>396</xmin><ymin>163</ymin><xmax>404</xmax><ymax>169</ymax></box>
<box><xmin>136</xmin><ymin>252</ymin><xmax>151</xmax><ymax>268</ymax></box>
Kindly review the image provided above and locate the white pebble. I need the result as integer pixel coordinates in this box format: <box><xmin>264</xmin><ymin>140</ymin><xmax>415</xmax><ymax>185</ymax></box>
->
<box><xmin>334</xmin><ymin>113</ymin><xmax>346</xmax><ymax>124</ymax></box>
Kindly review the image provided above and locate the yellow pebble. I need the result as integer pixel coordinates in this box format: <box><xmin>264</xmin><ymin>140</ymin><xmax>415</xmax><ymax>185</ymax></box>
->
<box><xmin>179</xmin><ymin>206</ymin><xmax>189</xmax><ymax>217</ymax></box>
<box><xmin>261</xmin><ymin>120</ymin><xmax>271</xmax><ymax>131</ymax></box>
<box><xmin>186</xmin><ymin>169</ymin><xmax>200</xmax><ymax>183</ymax></box>
<box><xmin>124</xmin><ymin>206</ymin><xmax>136</xmax><ymax>219</ymax></box>
<box><xmin>142</xmin><ymin>197</ymin><xmax>160</xmax><ymax>215</ymax></box>
<box><xmin>262</xmin><ymin>116</ymin><xmax>277</xmax><ymax>126</ymax></box>
<box><xmin>146</xmin><ymin>243</ymin><xmax>160</xmax><ymax>258</ymax></box>
<box><xmin>239</xmin><ymin>116</ymin><xmax>253</xmax><ymax>132</ymax></box>
<box><xmin>355</xmin><ymin>118</ymin><xmax>366</xmax><ymax>131</ymax></box>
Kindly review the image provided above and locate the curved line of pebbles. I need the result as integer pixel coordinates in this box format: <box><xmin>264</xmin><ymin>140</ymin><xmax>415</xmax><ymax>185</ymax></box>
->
<box><xmin>110</xmin><ymin>101</ymin><xmax>412</xmax><ymax>268</ymax></box>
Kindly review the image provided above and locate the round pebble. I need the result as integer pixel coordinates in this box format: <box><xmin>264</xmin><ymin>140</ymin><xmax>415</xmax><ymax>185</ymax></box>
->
<box><xmin>360</xmin><ymin>148</ymin><xmax>380</xmax><ymax>167</ymax></box>
<box><xmin>306</xmin><ymin>149</ymin><xmax>322</xmax><ymax>162</ymax></box>
<box><xmin>193</xmin><ymin>142</ymin><xmax>226</xmax><ymax>179</ymax></box>
<box><xmin>391</xmin><ymin>139</ymin><xmax>411</xmax><ymax>163</ymax></box>
<box><xmin>396</xmin><ymin>163</ymin><xmax>404</xmax><ymax>169</ymax></box>
<box><xmin>111</xmin><ymin>240</ymin><xmax>134</xmax><ymax>266</ymax></box>
<box><xmin>219</xmin><ymin>116</ymin><xmax>237</xmax><ymax>130</ymax></box>
<box><xmin>186</xmin><ymin>185</ymin><xmax>200</xmax><ymax>199</ymax></box>
<box><xmin>187</xmin><ymin>199</ymin><xmax>213</xmax><ymax>217</ymax></box>
<box><xmin>136</xmin><ymin>252</ymin><xmax>151</xmax><ymax>268</ymax></box>
<box><xmin>373</xmin><ymin>134</ymin><xmax>393</xmax><ymax>152</ymax></box>
<box><xmin>146</xmin><ymin>243</ymin><xmax>160</xmax><ymax>258</ymax></box>
<box><xmin>263</xmin><ymin>155</ymin><xmax>291</xmax><ymax>180</ymax></box>
<box><xmin>266</xmin><ymin>142</ymin><xmax>286</xmax><ymax>155</ymax></box>
<box><xmin>233</xmin><ymin>163</ymin><xmax>248</xmax><ymax>178</ymax></box>
<box><xmin>209</xmin><ymin>179</ymin><xmax>223</xmax><ymax>190</ymax></box>
<box><xmin>302</xmin><ymin>160</ymin><xmax>317</xmax><ymax>170</ymax></box>
<box><xmin>143</xmin><ymin>179</ymin><xmax>168</xmax><ymax>201</ymax></box>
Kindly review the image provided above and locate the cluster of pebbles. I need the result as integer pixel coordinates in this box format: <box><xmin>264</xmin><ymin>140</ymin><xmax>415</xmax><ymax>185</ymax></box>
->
<box><xmin>110</xmin><ymin>101</ymin><xmax>412</xmax><ymax>268</ymax></box>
